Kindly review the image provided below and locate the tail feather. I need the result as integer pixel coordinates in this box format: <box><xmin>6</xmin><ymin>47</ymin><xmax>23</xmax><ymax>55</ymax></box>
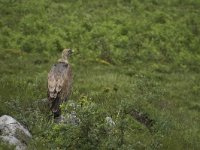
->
<box><xmin>50</xmin><ymin>96</ymin><xmax>60</xmax><ymax>112</ymax></box>
<box><xmin>48</xmin><ymin>95</ymin><xmax>62</xmax><ymax>118</ymax></box>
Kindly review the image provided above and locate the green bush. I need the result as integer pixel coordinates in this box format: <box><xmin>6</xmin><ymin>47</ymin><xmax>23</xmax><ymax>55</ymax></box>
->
<box><xmin>46</xmin><ymin>97</ymin><xmax>124</xmax><ymax>149</ymax></box>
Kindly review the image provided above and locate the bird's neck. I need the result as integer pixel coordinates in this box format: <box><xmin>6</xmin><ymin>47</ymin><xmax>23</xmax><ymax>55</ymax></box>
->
<box><xmin>58</xmin><ymin>58</ymin><xmax>68</xmax><ymax>64</ymax></box>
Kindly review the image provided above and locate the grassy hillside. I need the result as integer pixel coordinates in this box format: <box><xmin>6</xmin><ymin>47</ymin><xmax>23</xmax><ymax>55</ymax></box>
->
<box><xmin>0</xmin><ymin>0</ymin><xmax>200</xmax><ymax>149</ymax></box>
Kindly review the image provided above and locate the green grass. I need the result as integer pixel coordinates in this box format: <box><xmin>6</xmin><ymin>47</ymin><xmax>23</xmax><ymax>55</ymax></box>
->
<box><xmin>0</xmin><ymin>0</ymin><xmax>200</xmax><ymax>149</ymax></box>
<box><xmin>0</xmin><ymin>49</ymin><xmax>199</xmax><ymax>149</ymax></box>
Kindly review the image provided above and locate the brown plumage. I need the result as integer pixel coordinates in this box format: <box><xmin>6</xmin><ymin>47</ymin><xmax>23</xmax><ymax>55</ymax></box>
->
<box><xmin>47</xmin><ymin>49</ymin><xmax>73</xmax><ymax>118</ymax></box>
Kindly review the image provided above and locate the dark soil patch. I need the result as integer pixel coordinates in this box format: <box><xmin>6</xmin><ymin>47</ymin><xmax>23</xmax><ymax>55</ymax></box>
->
<box><xmin>129</xmin><ymin>109</ymin><xmax>155</xmax><ymax>130</ymax></box>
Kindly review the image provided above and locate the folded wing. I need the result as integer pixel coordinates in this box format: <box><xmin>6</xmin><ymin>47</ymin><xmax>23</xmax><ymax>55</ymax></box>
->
<box><xmin>47</xmin><ymin>63</ymin><xmax>72</xmax><ymax>112</ymax></box>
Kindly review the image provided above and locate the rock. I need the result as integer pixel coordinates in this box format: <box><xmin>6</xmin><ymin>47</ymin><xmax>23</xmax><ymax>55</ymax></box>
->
<box><xmin>0</xmin><ymin>115</ymin><xmax>32</xmax><ymax>150</ymax></box>
<box><xmin>63</xmin><ymin>101</ymin><xmax>80</xmax><ymax>125</ymax></box>
<box><xmin>54</xmin><ymin>100</ymin><xmax>80</xmax><ymax>125</ymax></box>
<box><xmin>55</xmin><ymin>111</ymin><xmax>80</xmax><ymax>125</ymax></box>
<box><xmin>105</xmin><ymin>116</ymin><xmax>115</xmax><ymax>127</ymax></box>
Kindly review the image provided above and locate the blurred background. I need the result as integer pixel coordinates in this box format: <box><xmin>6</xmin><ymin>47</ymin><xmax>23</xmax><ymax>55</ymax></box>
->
<box><xmin>0</xmin><ymin>0</ymin><xmax>200</xmax><ymax>149</ymax></box>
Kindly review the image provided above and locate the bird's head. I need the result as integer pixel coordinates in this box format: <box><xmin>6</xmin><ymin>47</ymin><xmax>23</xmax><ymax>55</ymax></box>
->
<box><xmin>62</xmin><ymin>48</ymin><xmax>73</xmax><ymax>58</ymax></box>
<box><xmin>58</xmin><ymin>48</ymin><xmax>73</xmax><ymax>63</ymax></box>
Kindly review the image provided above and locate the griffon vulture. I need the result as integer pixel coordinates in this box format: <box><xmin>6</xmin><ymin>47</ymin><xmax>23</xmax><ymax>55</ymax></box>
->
<box><xmin>47</xmin><ymin>49</ymin><xmax>73</xmax><ymax>118</ymax></box>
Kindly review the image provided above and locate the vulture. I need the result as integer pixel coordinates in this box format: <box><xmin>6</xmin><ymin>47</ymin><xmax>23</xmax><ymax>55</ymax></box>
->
<box><xmin>47</xmin><ymin>49</ymin><xmax>73</xmax><ymax>118</ymax></box>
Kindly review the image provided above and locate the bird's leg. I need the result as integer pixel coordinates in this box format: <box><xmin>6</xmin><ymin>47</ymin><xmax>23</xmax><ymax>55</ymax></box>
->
<box><xmin>53</xmin><ymin>109</ymin><xmax>61</xmax><ymax>118</ymax></box>
<box><xmin>50</xmin><ymin>94</ymin><xmax>62</xmax><ymax>118</ymax></box>
<box><xmin>53</xmin><ymin>108</ymin><xmax>64</xmax><ymax>123</ymax></box>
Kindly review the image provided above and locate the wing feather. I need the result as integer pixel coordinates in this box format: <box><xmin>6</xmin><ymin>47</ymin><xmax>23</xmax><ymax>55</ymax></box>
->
<box><xmin>48</xmin><ymin>63</ymin><xmax>71</xmax><ymax>100</ymax></box>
